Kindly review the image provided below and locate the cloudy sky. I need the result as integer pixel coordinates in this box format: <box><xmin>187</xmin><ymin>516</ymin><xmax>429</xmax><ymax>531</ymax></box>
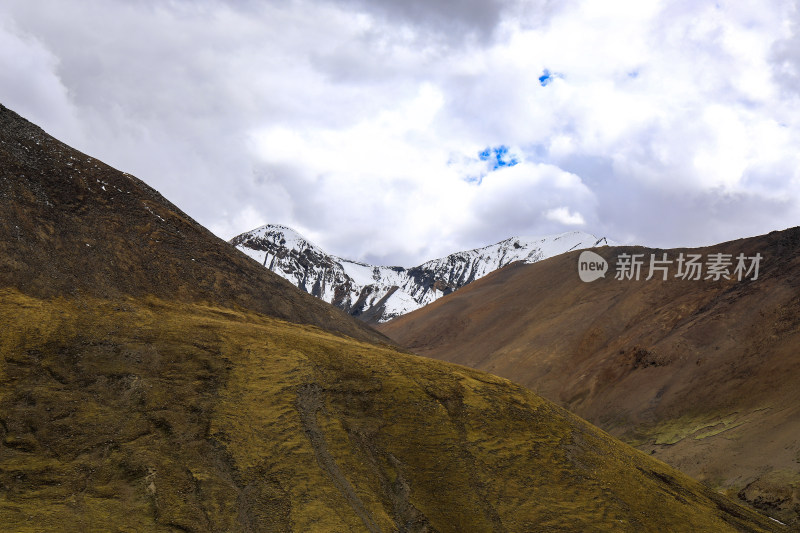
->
<box><xmin>2</xmin><ymin>0</ymin><xmax>799</xmax><ymax>266</ymax></box>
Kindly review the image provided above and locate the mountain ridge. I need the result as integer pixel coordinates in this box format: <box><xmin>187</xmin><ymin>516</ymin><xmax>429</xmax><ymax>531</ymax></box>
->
<box><xmin>0</xmin><ymin>103</ymin><xmax>389</xmax><ymax>346</ymax></box>
<box><xmin>231</xmin><ymin>223</ymin><xmax>614</xmax><ymax>322</ymax></box>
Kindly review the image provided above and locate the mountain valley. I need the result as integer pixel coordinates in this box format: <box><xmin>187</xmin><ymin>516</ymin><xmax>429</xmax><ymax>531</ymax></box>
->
<box><xmin>379</xmin><ymin>230</ymin><xmax>800</xmax><ymax>527</ymax></box>
<box><xmin>0</xmin><ymin>104</ymin><xmax>786</xmax><ymax>531</ymax></box>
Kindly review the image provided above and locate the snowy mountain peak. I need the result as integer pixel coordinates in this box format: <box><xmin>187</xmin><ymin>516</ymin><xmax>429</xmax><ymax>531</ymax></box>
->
<box><xmin>230</xmin><ymin>225</ymin><xmax>614</xmax><ymax>323</ymax></box>
<box><xmin>242</xmin><ymin>224</ymin><xmax>325</xmax><ymax>255</ymax></box>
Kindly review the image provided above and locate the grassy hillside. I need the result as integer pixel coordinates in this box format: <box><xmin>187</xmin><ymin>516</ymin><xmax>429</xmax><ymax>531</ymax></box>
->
<box><xmin>0</xmin><ymin>288</ymin><xmax>784</xmax><ymax>531</ymax></box>
<box><xmin>379</xmin><ymin>229</ymin><xmax>800</xmax><ymax>526</ymax></box>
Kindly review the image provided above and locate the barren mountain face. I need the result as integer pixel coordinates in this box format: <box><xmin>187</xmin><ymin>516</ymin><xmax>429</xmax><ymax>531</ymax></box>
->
<box><xmin>379</xmin><ymin>229</ymin><xmax>800</xmax><ymax>526</ymax></box>
<box><xmin>0</xmin><ymin>104</ymin><xmax>389</xmax><ymax>346</ymax></box>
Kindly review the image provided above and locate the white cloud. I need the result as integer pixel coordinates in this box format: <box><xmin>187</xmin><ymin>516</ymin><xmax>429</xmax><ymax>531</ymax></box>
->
<box><xmin>1</xmin><ymin>0</ymin><xmax>799</xmax><ymax>263</ymax></box>
<box><xmin>0</xmin><ymin>14</ymin><xmax>83</xmax><ymax>143</ymax></box>
<box><xmin>545</xmin><ymin>207</ymin><xmax>586</xmax><ymax>226</ymax></box>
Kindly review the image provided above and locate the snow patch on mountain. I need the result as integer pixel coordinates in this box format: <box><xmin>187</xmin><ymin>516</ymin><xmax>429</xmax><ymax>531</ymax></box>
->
<box><xmin>231</xmin><ymin>224</ymin><xmax>614</xmax><ymax>323</ymax></box>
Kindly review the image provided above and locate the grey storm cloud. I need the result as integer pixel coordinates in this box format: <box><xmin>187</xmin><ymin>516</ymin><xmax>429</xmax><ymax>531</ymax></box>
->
<box><xmin>1</xmin><ymin>0</ymin><xmax>799</xmax><ymax>266</ymax></box>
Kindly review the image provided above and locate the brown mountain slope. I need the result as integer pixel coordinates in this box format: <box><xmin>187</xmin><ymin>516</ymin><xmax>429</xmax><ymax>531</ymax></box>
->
<box><xmin>0</xmin><ymin>103</ymin><xmax>785</xmax><ymax>531</ymax></box>
<box><xmin>0</xmin><ymin>103</ymin><xmax>387</xmax><ymax>346</ymax></box>
<box><xmin>379</xmin><ymin>228</ymin><xmax>800</xmax><ymax>526</ymax></box>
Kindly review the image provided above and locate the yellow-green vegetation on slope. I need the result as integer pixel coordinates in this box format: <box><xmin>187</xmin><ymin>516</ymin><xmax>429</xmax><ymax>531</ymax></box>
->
<box><xmin>378</xmin><ymin>229</ymin><xmax>800</xmax><ymax>525</ymax></box>
<box><xmin>624</xmin><ymin>410</ymin><xmax>760</xmax><ymax>447</ymax></box>
<box><xmin>0</xmin><ymin>289</ymin><xmax>784</xmax><ymax>532</ymax></box>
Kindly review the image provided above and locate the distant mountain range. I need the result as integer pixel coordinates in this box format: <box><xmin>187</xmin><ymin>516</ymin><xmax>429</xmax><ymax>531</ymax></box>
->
<box><xmin>231</xmin><ymin>224</ymin><xmax>614</xmax><ymax>322</ymax></box>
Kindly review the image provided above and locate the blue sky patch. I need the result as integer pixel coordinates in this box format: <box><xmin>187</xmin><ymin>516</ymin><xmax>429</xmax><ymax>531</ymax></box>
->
<box><xmin>539</xmin><ymin>69</ymin><xmax>563</xmax><ymax>87</ymax></box>
<box><xmin>479</xmin><ymin>145</ymin><xmax>519</xmax><ymax>171</ymax></box>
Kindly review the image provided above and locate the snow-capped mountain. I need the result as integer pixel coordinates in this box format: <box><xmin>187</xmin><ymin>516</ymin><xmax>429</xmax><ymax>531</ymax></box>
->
<box><xmin>230</xmin><ymin>224</ymin><xmax>614</xmax><ymax>323</ymax></box>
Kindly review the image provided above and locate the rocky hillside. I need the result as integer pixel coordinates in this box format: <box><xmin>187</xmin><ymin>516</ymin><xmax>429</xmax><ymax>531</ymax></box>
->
<box><xmin>231</xmin><ymin>224</ymin><xmax>612</xmax><ymax>322</ymax></box>
<box><xmin>0</xmin><ymin>105</ymin><xmax>387</xmax><ymax>346</ymax></box>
